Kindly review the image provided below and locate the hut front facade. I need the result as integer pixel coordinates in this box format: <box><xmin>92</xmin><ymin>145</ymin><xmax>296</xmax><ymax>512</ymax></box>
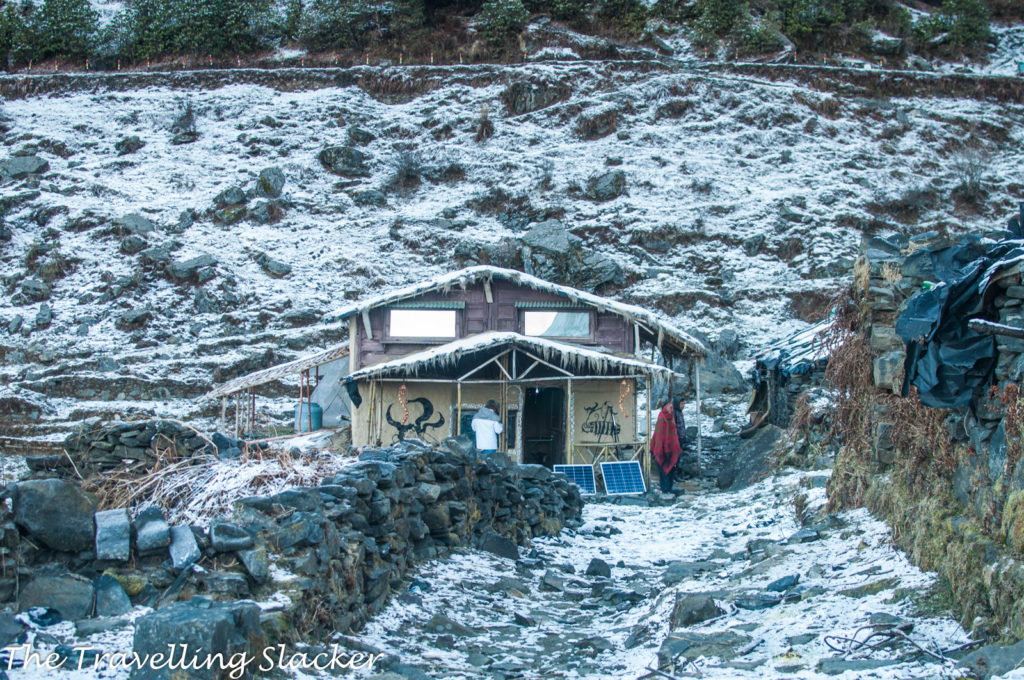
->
<box><xmin>332</xmin><ymin>267</ymin><xmax>706</xmax><ymax>472</ymax></box>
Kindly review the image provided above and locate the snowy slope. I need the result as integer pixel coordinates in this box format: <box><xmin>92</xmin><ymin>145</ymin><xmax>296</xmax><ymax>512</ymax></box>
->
<box><xmin>0</xmin><ymin>61</ymin><xmax>1022</xmax><ymax>438</ymax></box>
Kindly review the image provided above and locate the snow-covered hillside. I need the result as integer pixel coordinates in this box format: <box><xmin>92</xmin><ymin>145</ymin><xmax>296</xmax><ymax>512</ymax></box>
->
<box><xmin>0</xmin><ymin>60</ymin><xmax>1022</xmax><ymax>441</ymax></box>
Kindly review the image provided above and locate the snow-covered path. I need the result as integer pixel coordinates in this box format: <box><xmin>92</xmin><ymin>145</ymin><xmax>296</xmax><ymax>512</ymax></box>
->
<box><xmin>353</xmin><ymin>471</ymin><xmax>973</xmax><ymax>679</ymax></box>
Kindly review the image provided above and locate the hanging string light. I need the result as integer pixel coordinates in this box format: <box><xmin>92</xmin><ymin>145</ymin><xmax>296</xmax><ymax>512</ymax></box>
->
<box><xmin>619</xmin><ymin>379</ymin><xmax>631</xmax><ymax>419</ymax></box>
<box><xmin>397</xmin><ymin>383</ymin><xmax>410</xmax><ymax>425</ymax></box>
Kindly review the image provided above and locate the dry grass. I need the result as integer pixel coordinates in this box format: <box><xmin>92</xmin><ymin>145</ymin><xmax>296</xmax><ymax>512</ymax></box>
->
<box><xmin>85</xmin><ymin>447</ymin><xmax>351</xmax><ymax>525</ymax></box>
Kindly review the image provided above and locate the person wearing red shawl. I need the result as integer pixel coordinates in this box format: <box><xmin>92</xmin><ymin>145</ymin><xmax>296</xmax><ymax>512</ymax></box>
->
<box><xmin>650</xmin><ymin>400</ymin><xmax>681</xmax><ymax>493</ymax></box>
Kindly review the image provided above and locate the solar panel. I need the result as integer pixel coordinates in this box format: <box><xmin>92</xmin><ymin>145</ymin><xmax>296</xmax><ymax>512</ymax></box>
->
<box><xmin>600</xmin><ymin>461</ymin><xmax>646</xmax><ymax>496</ymax></box>
<box><xmin>553</xmin><ymin>464</ymin><xmax>597</xmax><ymax>495</ymax></box>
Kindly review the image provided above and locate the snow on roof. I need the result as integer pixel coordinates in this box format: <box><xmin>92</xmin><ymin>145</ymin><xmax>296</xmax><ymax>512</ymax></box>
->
<box><xmin>326</xmin><ymin>266</ymin><xmax>707</xmax><ymax>357</ymax></box>
<box><xmin>753</xmin><ymin>318</ymin><xmax>832</xmax><ymax>373</ymax></box>
<box><xmin>203</xmin><ymin>341</ymin><xmax>350</xmax><ymax>401</ymax></box>
<box><xmin>345</xmin><ymin>331</ymin><xmax>680</xmax><ymax>382</ymax></box>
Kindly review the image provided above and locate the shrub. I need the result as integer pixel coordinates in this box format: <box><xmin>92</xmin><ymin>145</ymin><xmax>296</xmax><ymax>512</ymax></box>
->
<box><xmin>29</xmin><ymin>0</ymin><xmax>98</xmax><ymax>60</ymax></box>
<box><xmin>478</xmin><ymin>0</ymin><xmax>529</xmax><ymax>46</ymax></box>
<box><xmin>913</xmin><ymin>0</ymin><xmax>990</xmax><ymax>54</ymax></box>
<box><xmin>127</xmin><ymin>0</ymin><xmax>277</xmax><ymax>58</ymax></box>
<box><xmin>596</xmin><ymin>0</ymin><xmax>647</xmax><ymax>35</ymax></box>
<box><xmin>0</xmin><ymin>2</ymin><xmax>32</xmax><ymax>66</ymax></box>
<box><xmin>524</xmin><ymin>0</ymin><xmax>587</xmax><ymax>22</ymax></box>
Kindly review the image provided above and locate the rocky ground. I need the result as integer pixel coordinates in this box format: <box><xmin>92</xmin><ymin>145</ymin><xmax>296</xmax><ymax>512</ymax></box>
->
<box><xmin>350</xmin><ymin>469</ymin><xmax>983</xmax><ymax>680</ymax></box>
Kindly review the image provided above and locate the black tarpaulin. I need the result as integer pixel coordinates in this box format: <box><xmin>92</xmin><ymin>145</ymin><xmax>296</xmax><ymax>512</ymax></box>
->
<box><xmin>896</xmin><ymin>225</ymin><xmax>1024</xmax><ymax>409</ymax></box>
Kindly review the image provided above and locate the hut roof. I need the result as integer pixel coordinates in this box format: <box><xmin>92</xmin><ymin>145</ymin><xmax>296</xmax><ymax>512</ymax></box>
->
<box><xmin>345</xmin><ymin>331</ymin><xmax>679</xmax><ymax>382</ymax></box>
<box><xmin>326</xmin><ymin>265</ymin><xmax>707</xmax><ymax>357</ymax></box>
<box><xmin>203</xmin><ymin>342</ymin><xmax>350</xmax><ymax>401</ymax></box>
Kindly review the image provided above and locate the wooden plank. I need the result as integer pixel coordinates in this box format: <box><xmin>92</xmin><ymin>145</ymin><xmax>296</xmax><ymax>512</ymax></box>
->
<box><xmin>970</xmin><ymin>318</ymin><xmax>1024</xmax><ymax>339</ymax></box>
<box><xmin>362</xmin><ymin>309</ymin><xmax>374</xmax><ymax>341</ymax></box>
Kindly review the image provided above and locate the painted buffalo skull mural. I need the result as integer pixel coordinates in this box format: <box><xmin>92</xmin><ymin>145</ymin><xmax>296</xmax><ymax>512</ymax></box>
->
<box><xmin>386</xmin><ymin>396</ymin><xmax>446</xmax><ymax>442</ymax></box>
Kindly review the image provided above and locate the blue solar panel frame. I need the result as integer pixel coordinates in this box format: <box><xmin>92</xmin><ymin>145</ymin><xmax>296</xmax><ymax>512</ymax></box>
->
<box><xmin>600</xmin><ymin>461</ymin><xmax>646</xmax><ymax>496</ymax></box>
<box><xmin>553</xmin><ymin>464</ymin><xmax>597</xmax><ymax>495</ymax></box>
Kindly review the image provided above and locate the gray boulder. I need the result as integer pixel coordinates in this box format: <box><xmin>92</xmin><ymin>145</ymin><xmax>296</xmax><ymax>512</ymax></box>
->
<box><xmin>213</xmin><ymin>186</ymin><xmax>246</xmax><ymax>208</ymax></box>
<box><xmin>115</xmin><ymin>214</ymin><xmax>156</xmax><ymax>235</ymax></box>
<box><xmin>479</xmin><ymin>532</ymin><xmax>518</xmax><ymax>560</ymax></box>
<box><xmin>115</xmin><ymin>136</ymin><xmax>145</xmax><ymax>156</ymax></box>
<box><xmin>94</xmin><ymin>574</ymin><xmax>132</xmax><ymax>617</ymax></box>
<box><xmin>168</xmin><ymin>253</ymin><xmax>216</xmax><ymax>281</ymax></box>
<box><xmin>19</xmin><ymin>569</ymin><xmax>94</xmax><ymax>620</ymax></box>
<box><xmin>169</xmin><ymin>526</ymin><xmax>201</xmax><ymax>569</ymax></box>
<box><xmin>34</xmin><ymin>303</ymin><xmax>51</xmax><ymax>329</ymax></box>
<box><xmin>318</xmin><ymin>146</ymin><xmax>370</xmax><ymax>177</ymax></box>
<box><xmin>132</xmin><ymin>601</ymin><xmax>263</xmax><ymax>680</ymax></box>
<box><xmin>20</xmin><ymin>278</ymin><xmax>51</xmax><ymax>302</ymax></box>
<box><xmin>13</xmin><ymin>479</ymin><xmax>96</xmax><ymax>552</ymax></box>
<box><xmin>698</xmin><ymin>355</ymin><xmax>747</xmax><ymax>394</ymax></box>
<box><xmin>256</xmin><ymin>167</ymin><xmax>285</xmax><ymax>198</ymax></box>
<box><xmin>522</xmin><ymin>219</ymin><xmax>580</xmax><ymax>256</ymax></box>
<box><xmin>94</xmin><ymin>509</ymin><xmax>130</xmax><ymax>562</ymax></box>
<box><xmin>1</xmin><ymin>155</ymin><xmax>48</xmax><ymax>180</ymax></box>
<box><xmin>253</xmin><ymin>252</ymin><xmax>291</xmax><ymax>278</ymax></box>
<box><xmin>585</xmin><ymin>558</ymin><xmax>611</xmax><ymax>578</ymax></box>
<box><xmin>959</xmin><ymin>639</ymin><xmax>1024</xmax><ymax>679</ymax></box>
<box><xmin>585</xmin><ymin>170</ymin><xmax>626</xmax><ymax>201</ymax></box>
<box><xmin>671</xmin><ymin>593</ymin><xmax>724</xmax><ymax>627</ymax></box>
<box><xmin>209</xmin><ymin>521</ymin><xmax>254</xmax><ymax>553</ymax></box>
<box><xmin>134</xmin><ymin>507</ymin><xmax>171</xmax><ymax>553</ymax></box>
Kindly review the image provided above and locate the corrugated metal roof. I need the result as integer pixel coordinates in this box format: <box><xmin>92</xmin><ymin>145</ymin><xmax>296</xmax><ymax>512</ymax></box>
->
<box><xmin>203</xmin><ymin>342</ymin><xmax>350</xmax><ymax>401</ymax></box>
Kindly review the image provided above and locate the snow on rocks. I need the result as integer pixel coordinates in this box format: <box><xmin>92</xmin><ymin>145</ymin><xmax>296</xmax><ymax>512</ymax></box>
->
<box><xmin>354</xmin><ymin>470</ymin><xmax>974</xmax><ymax>679</ymax></box>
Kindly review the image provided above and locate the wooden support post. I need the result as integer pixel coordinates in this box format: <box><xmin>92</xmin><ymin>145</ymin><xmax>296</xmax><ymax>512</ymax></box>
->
<box><xmin>361</xmin><ymin>309</ymin><xmax>374</xmax><ymax>340</ymax></box>
<box><xmin>220</xmin><ymin>397</ymin><xmax>226</xmax><ymax>431</ymax></box>
<box><xmin>565</xmin><ymin>378</ymin><xmax>573</xmax><ymax>465</ymax></box>
<box><xmin>645</xmin><ymin>371</ymin><xmax>653</xmax><ymax>488</ymax></box>
<box><xmin>634</xmin><ymin>323</ymin><xmax>641</xmax><ymax>358</ymax></box>
<box><xmin>457</xmin><ymin>382</ymin><xmax>463</xmax><ymax>438</ymax></box>
<box><xmin>483</xmin><ymin>279</ymin><xmax>493</xmax><ymax>304</ymax></box>
<box><xmin>305</xmin><ymin>370</ymin><xmax>313</xmax><ymax>432</ymax></box>
<box><xmin>695</xmin><ymin>361</ymin><xmax>703</xmax><ymax>477</ymax></box>
<box><xmin>970</xmin><ymin>319</ymin><xmax>1024</xmax><ymax>339</ymax></box>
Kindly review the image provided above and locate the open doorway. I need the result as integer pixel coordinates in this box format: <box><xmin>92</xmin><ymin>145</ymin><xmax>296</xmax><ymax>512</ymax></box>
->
<box><xmin>522</xmin><ymin>386</ymin><xmax>565</xmax><ymax>467</ymax></box>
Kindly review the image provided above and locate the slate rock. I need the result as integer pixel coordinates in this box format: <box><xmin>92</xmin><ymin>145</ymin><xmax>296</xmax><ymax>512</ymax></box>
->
<box><xmin>0</xmin><ymin>612</ymin><xmax>25</xmax><ymax>646</ymax></box>
<box><xmin>585</xmin><ymin>170</ymin><xmax>626</xmax><ymax>201</ymax></box>
<box><xmin>424</xmin><ymin>613</ymin><xmax>478</xmax><ymax>637</ymax></box>
<box><xmin>1</xmin><ymin>155</ymin><xmax>48</xmax><ymax>180</ymax></box>
<box><xmin>115</xmin><ymin>213</ymin><xmax>155</xmax><ymax>235</ymax></box>
<box><xmin>788</xmin><ymin>528</ymin><xmax>821</xmax><ymax>543</ymax></box>
<box><xmin>120</xmin><ymin>234</ymin><xmax>148</xmax><ymax>255</ymax></box>
<box><xmin>13</xmin><ymin>479</ymin><xmax>97</xmax><ymax>552</ymax></box>
<box><xmin>718</xmin><ymin>425</ymin><xmax>783</xmax><ymax>490</ymax></box>
<box><xmin>19</xmin><ymin>278</ymin><xmax>51</xmax><ymax>302</ymax></box>
<box><xmin>94</xmin><ymin>508</ymin><xmax>130</xmax><ymax>562</ymax></box>
<box><xmin>766</xmin><ymin>574</ymin><xmax>800</xmax><ymax>592</ymax></box>
<box><xmin>541</xmin><ymin>569</ymin><xmax>565</xmax><ymax>592</ymax></box>
<box><xmin>34</xmin><ymin>303</ymin><xmax>51</xmax><ymax>329</ymax></box>
<box><xmin>168</xmin><ymin>253</ymin><xmax>216</xmax><ymax>281</ymax></box>
<box><xmin>94</xmin><ymin>574</ymin><xmax>132</xmax><ymax>617</ymax></box>
<box><xmin>585</xmin><ymin>557</ymin><xmax>612</xmax><ymax>578</ymax></box>
<box><xmin>348</xmin><ymin>126</ymin><xmax>375</xmax><ymax>145</ymax></box>
<box><xmin>671</xmin><ymin>593</ymin><xmax>724</xmax><ymax>627</ymax></box>
<box><xmin>213</xmin><ymin>186</ymin><xmax>246</xmax><ymax>207</ymax></box>
<box><xmin>237</xmin><ymin>546</ymin><xmax>269</xmax><ymax>584</ymax></box>
<box><xmin>169</xmin><ymin>525</ymin><xmax>201</xmax><ymax>569</ymax></box>
<box><xmin>256</xmin><ymin>167</ymin><xmax>285</xmax><ymax>198</ymax></box>
<box><xmin>132</xmin><ymin>601</ymin><xmax>262</xmax><ymax>680</ymax></box>
<box><xmin>480</xmin><ymin>532</ymin><xmax>518</xmax><ymax>560</ymax></box>
<box><xmin>514</xmin><ymin>612</ymin><xmax>536</xmax><ymax>627</ymax></box>
<box><xmin>319</xmin><ymin>146</ymin><xmax>370</xmax><ymax>177</ymax></box>
<box><xmin>959</xmin><ymin>639</ymin><xmax>1024</xmax><ymax>679</ymax></box>
<box><xmin>352</xmin><ymin>189</ymin><xmax>387</xmax><ymax>207</ymax></box>
<box><xmin>19</xmin><ymin>570</ymin><xmax>94</xmax><ymax>620</ymax></box>
<box><xmin>734</xmin><ymin>592</ymin><xmax>783</xmax><ymax>610</ymax></box>
<box><xmin>254</xmin><ymin>252</ymin><xmax>291</xmax><ymax>278</ymax></box>
<box><xmin>657</xmin><ymin>631</ymin><xmax>752</xmax><ymax>667</ymax></box>
<box><xmin>209</xmin><ymin>521</ymin><xmax>254</xmax><ymax>553</ymax></box>
<box><xmin>663</xmin><ymin>560</ymin><xmax>719</xmax><ymax>585</ymax></box>
<box><xmin>116</xmin><ymin>308</ymin><xmax>151</xmax><ymax>330</ymax></box>
<box><xmin>134</xmin><ymin>506</ymin><xmax>171</xmax><ymax>553</ymax></box>
<box><xmin>115</xmin><ymin>136</ymin><xmax>145</xmax><ymax>156</ymax></box>
<box><xmin>817</xmin><ymin>658</ymin><xmax>898</xmax><ymax>675</ymax></box>
<box><xmin>522</xmin><ymin>219</ymin><xmax>580</xmax><ymax>256</ymax></box>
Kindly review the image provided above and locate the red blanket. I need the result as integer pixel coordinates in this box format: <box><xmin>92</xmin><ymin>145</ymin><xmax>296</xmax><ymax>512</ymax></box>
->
<box><xmin>651</xmin><ymin>403</ymin><xmax>681</xmax><ymax>475</ymax></box>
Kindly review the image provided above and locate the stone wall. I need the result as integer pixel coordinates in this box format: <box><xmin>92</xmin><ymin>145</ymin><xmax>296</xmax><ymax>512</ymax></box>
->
<box><xmin>828</xmin><ymin>231</ymin><xmax>1024</xmax><ymax>639</ymax></box>
<box><xmin>0</xmin><ymin>436</ymin><xmax>583</xmax><ymax>677</ymax></box>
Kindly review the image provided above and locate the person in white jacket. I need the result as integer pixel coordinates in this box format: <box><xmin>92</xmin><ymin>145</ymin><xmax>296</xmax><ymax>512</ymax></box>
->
<box><xmin>471</xmin><ymin>399</ymin><xmax>504</xmax><ymax>456</ymax></box>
